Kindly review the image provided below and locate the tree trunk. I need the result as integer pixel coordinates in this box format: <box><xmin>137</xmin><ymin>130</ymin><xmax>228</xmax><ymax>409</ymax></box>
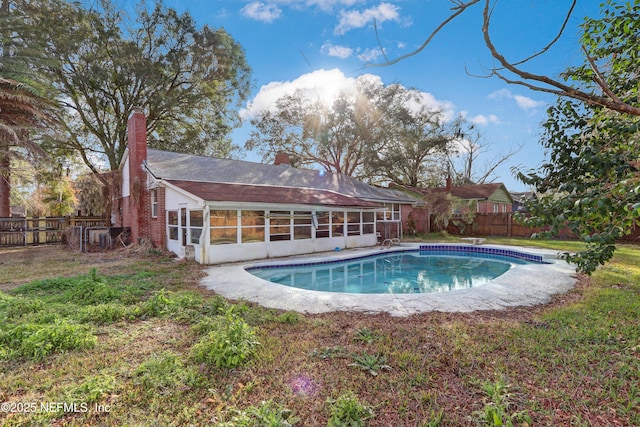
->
<box><xmin>0</xmin><ymin>145</ymin><xmax>11</xmax><ymax>217</ymax></box>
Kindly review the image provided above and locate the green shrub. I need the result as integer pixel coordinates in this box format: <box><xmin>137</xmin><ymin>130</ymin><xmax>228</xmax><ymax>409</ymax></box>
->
<box><xmin>327</xmin><ymin>391</ymin><xmax>374</xmax><ymax>427</ymax></box>
<box><xmin>0</xmin><ymin>319</ymin><xmax>97</xmax><ymax>360</ymax></box>
<box><xmin>191</xmin><ymin>310</ymin><xmax>260</xmax><ymax>369</ymax></box>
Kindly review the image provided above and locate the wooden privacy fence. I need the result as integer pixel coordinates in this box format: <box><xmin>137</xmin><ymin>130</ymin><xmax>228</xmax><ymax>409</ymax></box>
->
<box><xmin>436</xmin><ymin>213</ymin><xmax>640</xmax><ymax>242</ymax></box>
<box><xmin>0</xmin><ymin>217</ymin><xmax>106</xmax><ymax>247</ymax></box>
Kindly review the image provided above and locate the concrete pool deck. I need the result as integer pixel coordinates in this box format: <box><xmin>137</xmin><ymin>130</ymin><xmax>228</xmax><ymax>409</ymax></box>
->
<box><xmin>199</xmin><ymin>243</ymin><xmax>578</xmax><ymax>316</ymax></box>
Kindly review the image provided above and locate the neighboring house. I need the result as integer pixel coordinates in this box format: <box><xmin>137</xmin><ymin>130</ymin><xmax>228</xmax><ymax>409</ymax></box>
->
<box><xmin>119</xmin><ymin>110</ymin><xmax>417</xmax><ymax>264</ymax></box>
<box><xmin>511</xmin><ymin>191</ymin><xmax>534</xmax><ymax>212</ymax></box>
<box><xmin>391</xmin><ymin>177</ymin><xmax>514</xmax><ymax>232</ymax></box>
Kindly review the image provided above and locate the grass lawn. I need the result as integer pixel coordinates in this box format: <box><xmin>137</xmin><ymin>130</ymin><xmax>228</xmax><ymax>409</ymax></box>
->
<box><xmin>0</xmin><ymin>240</ymin><xmax>638</xmax><ymax>426</ymax></box>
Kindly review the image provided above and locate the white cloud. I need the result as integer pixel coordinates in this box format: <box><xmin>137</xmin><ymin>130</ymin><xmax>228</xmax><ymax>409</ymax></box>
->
<box><xmin>241</xmin><ymin>2</ymin><xmax>282</xmax><ymax>22</ymax></box>
<box><xmin>468</xmin><ymin>114</ymin><xmax>499</xmax><ymax>126</ymax></box>
<box><xmin>487</xmin><ymin>88</ymin><xmax>512</xmax><ymax>100</ymax></box>
<box><xmin>335</xmin><ymin>2</ymin><xmax>400</xmax><ymax>34</ymax></box>
<box><xmin>357</xmin><ymin>47</ymin><xmax>384</xmax><ymax>62</ymax></box>
<box><xmin>240</xmin><ymin>68</ymin><xmax>454</xmax><ymax>122</ymax></box>
<box><xmin>513</xmin><ymin>95</ymin><xmax>545</xmax><ymax>110</ymax></box>
<box><xmin>321</xmin><ymin>42</ymin><xmax>353</xmax><ymax>59</ymax></box>
<box><xmin>488</xmin><ymin>88</ymin><xmax>545</xmax><ymax>111</ymax></box>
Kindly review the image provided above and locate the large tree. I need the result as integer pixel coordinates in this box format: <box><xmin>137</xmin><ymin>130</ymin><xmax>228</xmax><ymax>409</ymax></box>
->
<box><xmin>516</xmin><ymin>0</ymin><xmax>640</xmax><ymax>274</ymax></box>
<box><xmin>19</xmin><ymin>0</ymin><xmax>251</xmax><ymax>178</ymax></box>
<box><xmin>246</xmin><ymin>77</ymin><xmax>457</xmax><ymax>184</ymax></box>
<box><xmin>519</xmin><ymin>100</ymin><xmax>639</xmax><ymax>274</ymax></box>
<box><xmin>0</xmin><ymin>0</ymin><xmax>58</xmax><ymax>216</ymax></box>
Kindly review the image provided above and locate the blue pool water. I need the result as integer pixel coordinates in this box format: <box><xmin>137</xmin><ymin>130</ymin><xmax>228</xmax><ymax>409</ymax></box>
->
<box><xmin>247</xmin><ymin>247</ymin><xmax>547</xmax><ymax>294</ymax></box>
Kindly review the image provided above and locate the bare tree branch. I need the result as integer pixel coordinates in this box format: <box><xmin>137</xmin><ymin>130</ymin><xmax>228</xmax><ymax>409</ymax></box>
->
<box><xmin>368</xmin><ymin>0</ymin><xmax>640</xmax><ymax>117</ymax></box>
<box><xmin>481</xmin><ymin>0</ymin><xmax>640</xmax><ymax>116</ymax></box>
<box><xmin>366</xmin><ymin>0</ymin><xmax>481</xmax><ymax>68</ymax></box>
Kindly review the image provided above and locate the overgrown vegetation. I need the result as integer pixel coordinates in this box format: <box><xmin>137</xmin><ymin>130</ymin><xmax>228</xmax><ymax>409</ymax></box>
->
<box><xmin>0</xmin><ymin>243</ymin><xmax>638</xmax><ymax>425</ymax></box>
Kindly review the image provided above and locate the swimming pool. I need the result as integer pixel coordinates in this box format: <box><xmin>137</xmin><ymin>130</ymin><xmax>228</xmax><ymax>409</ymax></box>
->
<box><xmin>246</xmin><ymin>246</ymin><xmax>549</xmax><ymax>294</ymax></box>
<box><xmin>201</xmin><ymin>244</ymin><xmax>576</xmax><ymax>315</ymax></box>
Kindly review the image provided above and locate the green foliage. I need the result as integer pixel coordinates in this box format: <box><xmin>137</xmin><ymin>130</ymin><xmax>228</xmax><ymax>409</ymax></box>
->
<box><xmin>326</xmin><ymin>391</ymin><xmax>374</xmax><ymax>427</ymax></box>
<box><xmin>0</xmin><ymin>293</ymin><xmax>44</xmax><ymax>320</ymax></box>
<box><xmin>17</xmin><ymin>0</ymin><xmax>251</xmax><ymax>173</ymax></box>
<box><xmin>69</xmin><ymin>374</ymin><xmax>117</xmax><ymax>404</ymax></box>
<box><xmin>247</xmin><ymin>78</ymin><xmax>457</xmax><ymax>183</ymax></box>
<box><xmin>0</xmin><ymin>319</ymin><xmax>96</xmax><ymax>360</ymax></box>
<box><xmin>74</xmin><ymin>173</ymin><xmax>105</xmax><ymax>216</ymax></box>
<box><xmin>309</xmin><ymin>346</ymin><xmax>348</xmax><ymax>360</ymax></box>
<box><xmin>518</xmin><ymin>97</ymin><xmax>640</xmax><ymax>273</ymax></box>
<box><xmin>135</xmin><ymin>288</ymin><xmax>204</xmax><ymax>319</ymax></box>
<box><xmin>473</xmin><ymin>377</ymin><xmax>532</xmax><ymax>427</ymax></box>
<box><xmin>276</xmin><ymin>311</ymin><xmax>302</xmax><ymax>324</ymax></box>
<box><xmin>40</xmin><ymin>173</ymin><xmax>77</xmax><ymax>216</ymax></box>
<box><xmin>191</xmin><ymin>310</ymin><xmax>260</xmax><ymax>369</ymax></box>
<box><xmin>134</xmin><ymin>352</ymin><xmax>204</xmax><ymax>396</ymax></box>
<box><xmin>517</xmin><ymin>1</ymin><xmax>640</xmax><ymax>274</ymax></box>
<box><xmin>76</xmin><ymin>303</ymin><xmax>131</xmax><ymax>324</ymax></box>
<box><xmin>219</xmin><ymin>400</ymin><xmax>300</xmax><ymax>427</ymax></box>
<box><xmin>352</xmin><ymin>327</ymin><xmax>383</xmax><ymax>344</ymax></box>
<box><xmin>348</xmin><ymin>352</ymin><xmax>391</xmax><ymax>376</ymax></box>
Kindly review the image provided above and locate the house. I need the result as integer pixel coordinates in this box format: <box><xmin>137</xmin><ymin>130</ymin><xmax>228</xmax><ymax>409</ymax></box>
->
<box><xmin>511</xmin><ymin>191</ymin><xmax>534</xmax><ymax>212</ymax></box>
<box><xmin>119</xmin><ymin>109</ymin><xmax>417</xmax><ymax>264</ymax></box>
<box><xmin>391</xmin><ymin>177</ymin><xmax>514</xmax><ymax>233</ymax></box>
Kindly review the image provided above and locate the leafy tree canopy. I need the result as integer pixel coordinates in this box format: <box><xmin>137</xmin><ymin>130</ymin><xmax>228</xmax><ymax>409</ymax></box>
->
<box><xmin>518</xmin><ymin>1</ymin><xmax>640</xmax><ymax>274</ymax></box>
<box><xmin>246</xmin><ymin>76</ymin><xmax>458</xmax><ymax>186</ymax></box>
<box><xmin>18</xmin><ymin>0</ymin><xmax>252</xmax><ymax>176</ymax></box>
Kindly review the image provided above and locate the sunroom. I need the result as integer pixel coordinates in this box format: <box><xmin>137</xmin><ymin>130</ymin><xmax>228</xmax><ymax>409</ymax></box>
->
<box><xmin>163</xmin><ymin>180</ymin><xmax>382</xmax><ymax>264</ymax></box>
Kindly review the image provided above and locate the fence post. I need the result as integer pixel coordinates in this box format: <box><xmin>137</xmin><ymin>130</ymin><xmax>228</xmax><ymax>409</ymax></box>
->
<box><xmin>25</xmin><ymin>218</ymin><xmax>34</xmax><ymax>244</ymax></box>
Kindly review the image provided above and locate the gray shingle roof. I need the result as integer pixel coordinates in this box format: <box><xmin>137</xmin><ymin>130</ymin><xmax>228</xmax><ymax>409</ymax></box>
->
<box><xmin>146</xmin><ymin>149</ymin><xmax>416</xmax><ymax>204</ymax></box>
<box><xmin>167</xmin><ymin>180</ymin><xmax>381</xmax><ymax>208</ymax></box>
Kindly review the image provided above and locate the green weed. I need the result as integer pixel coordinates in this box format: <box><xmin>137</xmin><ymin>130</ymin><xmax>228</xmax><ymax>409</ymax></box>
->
<box><xmin>219</xmin><ymin>400</ymin><xmax>300</xmax><ymax>426</ymax></box>
<box><xmin>309</xmin><ymin>346</ymin><xmax>348</xmax><ymax>360</ymax></box>
<box><xmin>191</xmin><ymin>310</ymin><xmax>260</xmax><ymax>369</ymax></box>
<box><xmin>69</xmin><ymin>374</ymin><xmax>117</xmax><ymax>403</ymax></box>
<box><xmin>134</xmin><ymin>352</ymin><xmax>204</xmax><ymax>397</ymax></box>
<box><xmin>348</xmin><ymin>352</ymin><xmax>391</xmax><ymax>376</ymax></box>
<box><xmin>276</xmin><ymin>311</ymin><xmax>302</xmax><ymax>324</ymax></box>
<box><xmin>327</xmin><ymin>391</ymin><xmax>374</xmax><ymax>427</ymax></box>
<box><xmin>352</xmin><ymin>326</ymin><xmax>383</xmax><ymax>344</ymax></box>
<box><xmin>0</xmin><ymin>319</ymin><xmax>97</xmax><ymax>360</ymax></box>
<box><xmin>473</xmin><ymin>376</ymin><xmax>532</xmax><ymax>427</ymax></box>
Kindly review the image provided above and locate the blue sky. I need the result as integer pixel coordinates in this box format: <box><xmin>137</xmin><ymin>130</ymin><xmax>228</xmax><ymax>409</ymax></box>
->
<box><xmin>160</xmin><ymin>0</ymin><xmax>602</xmax><ymax>191</ymax></box>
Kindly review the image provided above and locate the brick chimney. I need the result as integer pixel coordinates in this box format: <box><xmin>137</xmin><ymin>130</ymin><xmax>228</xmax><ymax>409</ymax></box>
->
<box><xmin>125</xmin><ymin>108</ymin><xmax>149</xmax><ymax>243</ymax></box>
<box><xmin>274</xmin><ymin>151</ymin><xmax>291</xmax><ymax>166</ymax></box>
<box><xmin>445</xmin><ymin>176</ymin><xmax>452</xmax><ymax>192</ymax></box>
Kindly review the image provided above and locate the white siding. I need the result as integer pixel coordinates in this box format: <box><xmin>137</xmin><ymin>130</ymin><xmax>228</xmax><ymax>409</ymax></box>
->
<box><xmin>121</xmin><ymin>157</ymin><xmax>130</xmax><ymax>198</ymax></box>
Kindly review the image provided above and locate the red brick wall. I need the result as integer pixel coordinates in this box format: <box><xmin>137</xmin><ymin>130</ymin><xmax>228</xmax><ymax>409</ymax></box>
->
<box><xmin>149</xmin><ymin>187</ymin><xmax>166</xmax><ymax>248</ymax></box>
